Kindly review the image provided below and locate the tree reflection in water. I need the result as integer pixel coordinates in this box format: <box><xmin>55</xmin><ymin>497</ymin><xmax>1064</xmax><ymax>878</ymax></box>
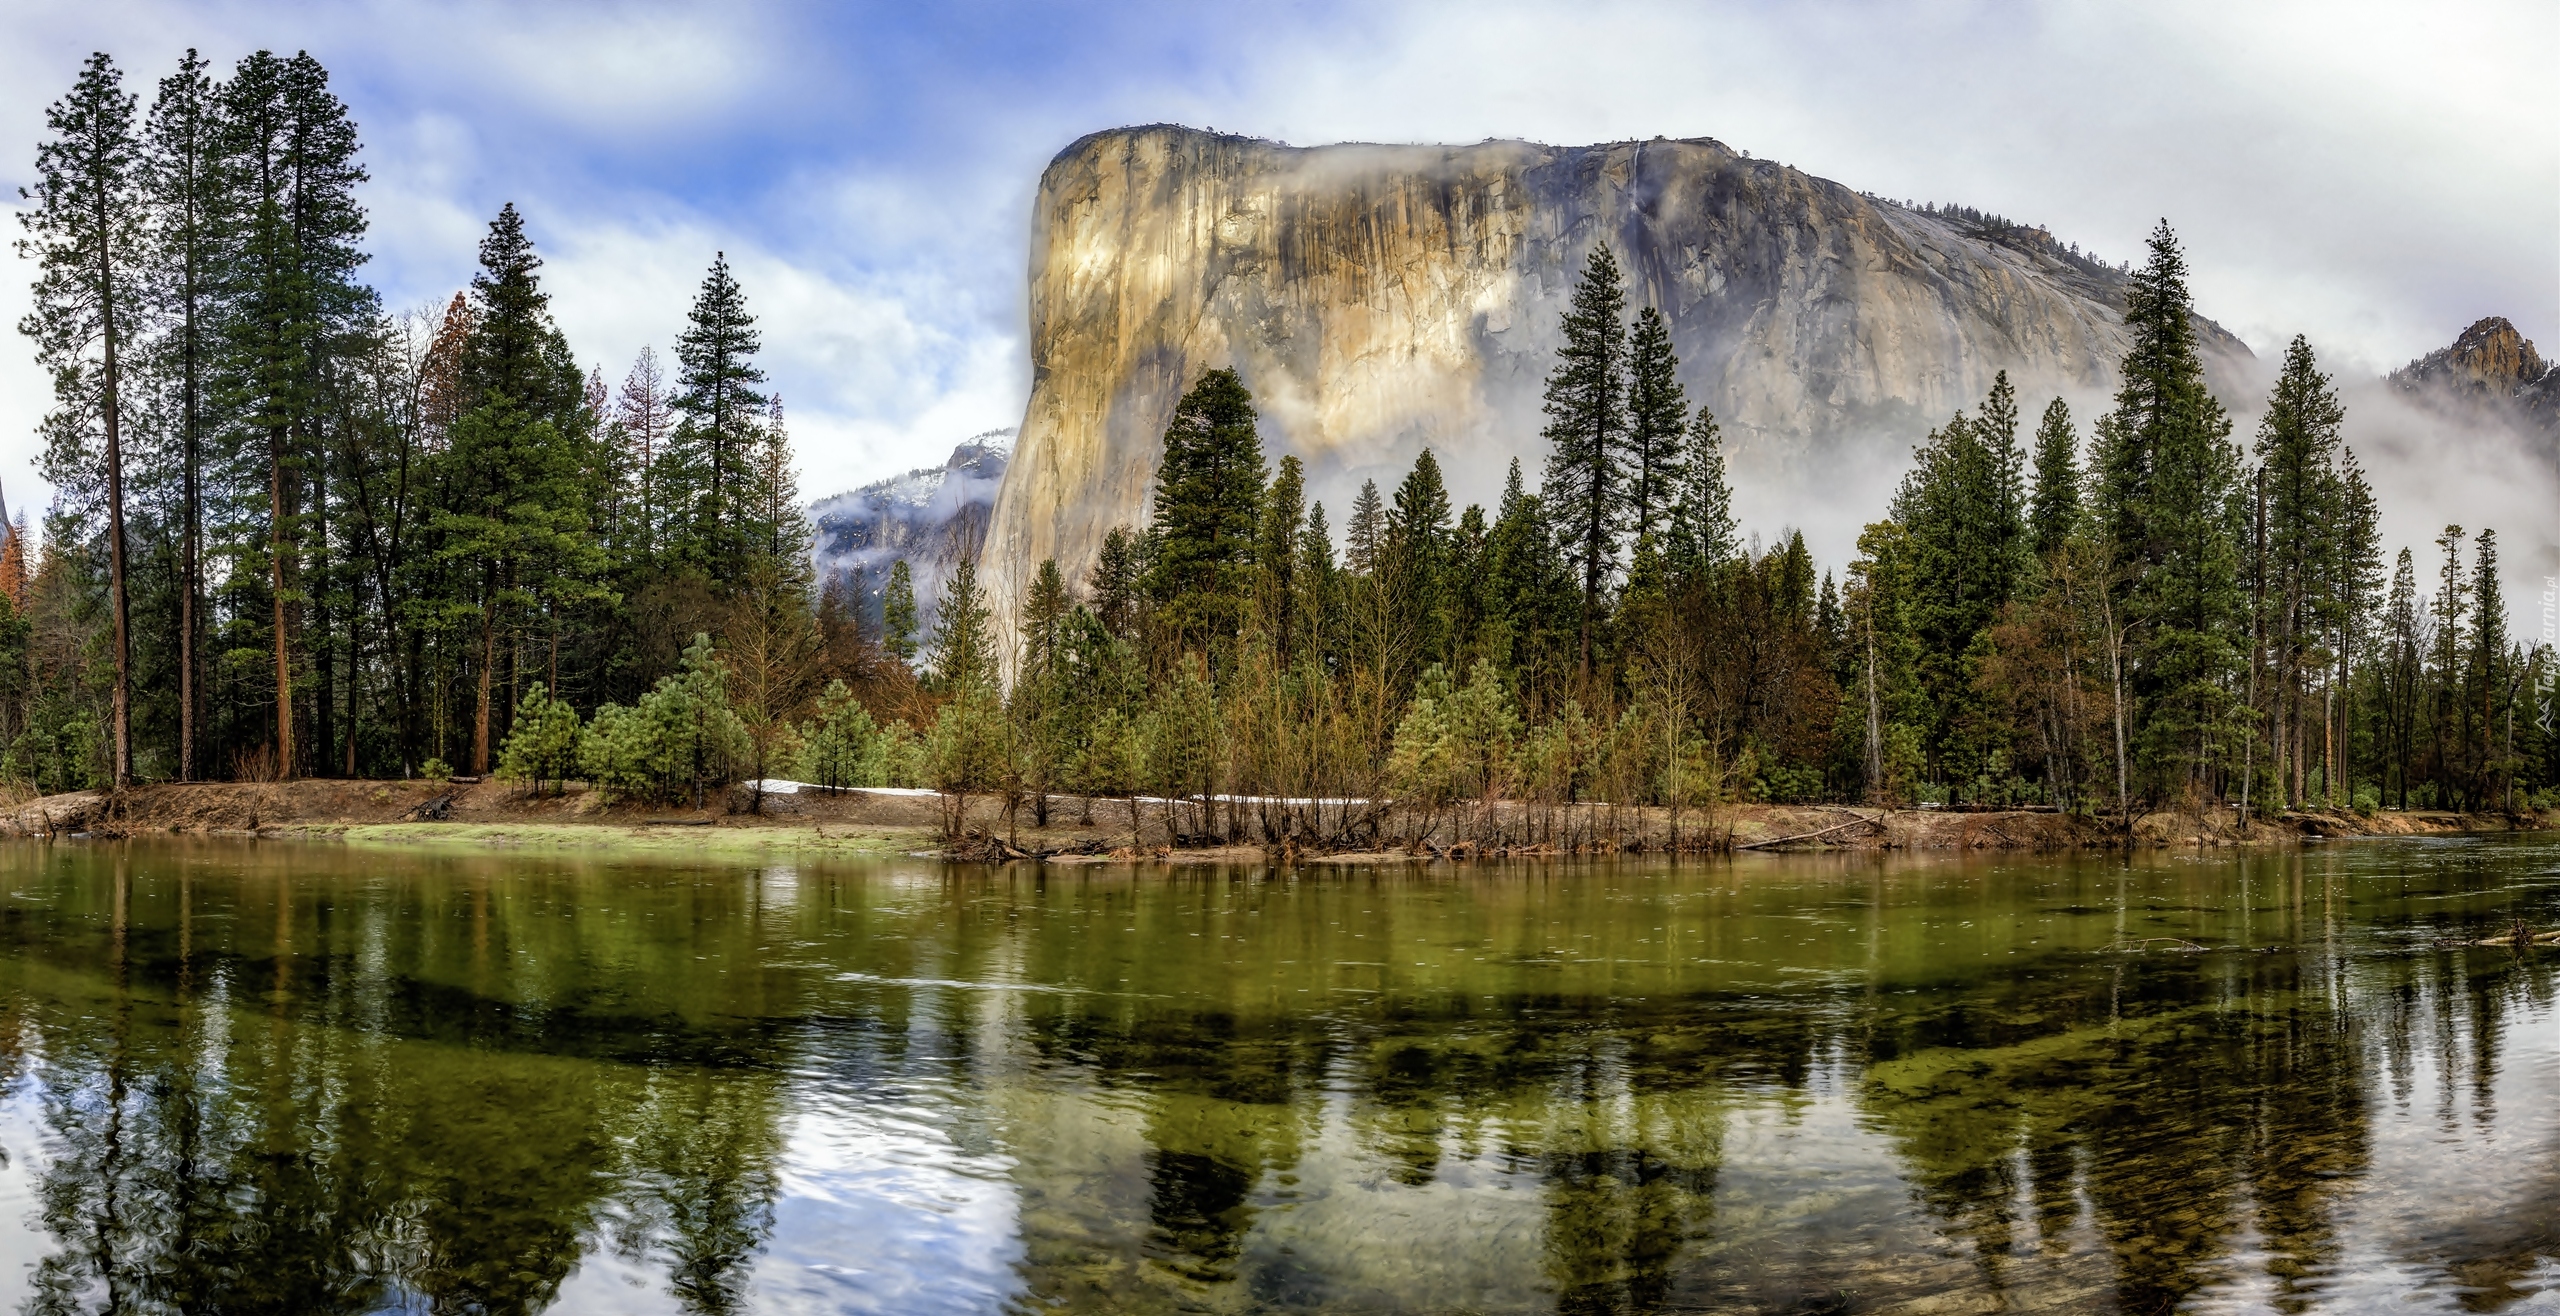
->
<box><xmin>0</xmin><ymin>840</ymin><xmax>2551</xmax><ymax>1314</ymax></box>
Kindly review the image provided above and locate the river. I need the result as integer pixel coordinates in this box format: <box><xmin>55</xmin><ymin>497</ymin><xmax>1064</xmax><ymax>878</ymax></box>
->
<box><xmin>0</xmin><ymin>837</ymin><xmax>2553</xmax><ymax>1314</ymax></box>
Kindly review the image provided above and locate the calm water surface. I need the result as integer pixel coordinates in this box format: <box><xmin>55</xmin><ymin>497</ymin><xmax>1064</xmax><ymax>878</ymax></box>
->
<box><xmin>0</xmin><ymin>837</ymin><xmax>2556</xmax><ymax>1315</ymax></box>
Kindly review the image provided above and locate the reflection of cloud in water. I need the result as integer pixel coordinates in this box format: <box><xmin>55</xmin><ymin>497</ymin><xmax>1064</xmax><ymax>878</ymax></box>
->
<box><xmin>746</xmin><ymin>1083</ymin><xmax>1025</xmax><ymax>1316</ymax></box>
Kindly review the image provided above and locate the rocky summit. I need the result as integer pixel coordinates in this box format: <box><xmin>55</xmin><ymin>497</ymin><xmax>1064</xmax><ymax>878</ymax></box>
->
<box><xmin>980</xmin><ymin>123</ymin><xmax>2249</xmax><ymax>628</ymax></box>
<box><xmin>2390</xmin><ymin>315</ymin><xmax>2560</xmax><ymax>446</ymax></box>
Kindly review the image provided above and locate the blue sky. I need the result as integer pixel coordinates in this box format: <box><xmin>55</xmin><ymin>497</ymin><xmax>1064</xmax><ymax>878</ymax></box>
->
<box><xmin>3</xmin><ymin>0</ymin><xmax>2555</xmax><ymax>515</ymax></box>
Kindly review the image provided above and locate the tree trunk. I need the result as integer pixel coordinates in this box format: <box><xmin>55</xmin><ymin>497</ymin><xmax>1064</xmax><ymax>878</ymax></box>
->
<box><xmin>271</xmin><ymin>440</ymin><xmax>293</xmax><ymax>780</ymax></box>
<box><xmin>472</xmin><ymin>580</ymin><xmax>497</xmax><ymax>775</ymax></box>
<box><xmin>98</xmin><ymin>232</ymin><xmax>132</xmax><ymax>789</ymax></box>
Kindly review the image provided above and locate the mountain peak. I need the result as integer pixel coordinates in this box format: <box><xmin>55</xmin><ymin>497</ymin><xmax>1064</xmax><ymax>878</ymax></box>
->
<box><xmin>2395</xmin><ymin>316</ymin><xmax>2549</xmax><ymax>396</ymax></box>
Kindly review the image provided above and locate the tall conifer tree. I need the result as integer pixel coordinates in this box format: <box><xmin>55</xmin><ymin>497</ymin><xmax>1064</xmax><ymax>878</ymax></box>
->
<box><xmin>19</xmin><ymin>52</ymin><xmax>145</xmax><ymax>784</ymax></box>
<box><xmin>1144</xmin><ymin>368</ymin><xmax>1265</xmax><ymax>652</ymax></box>
<box><xmin>2094</xmin><ymin>222</ymin><xmax>2245</xmax><ymax>793</ymax></box>
<box><xmin>666</xmin><ymin>253</ymin><xmax>766</xmax><ymax>578</ymax></box>
<box><xmin>2026</xmin><ymin>398</ymin><xmax>2079</xmax><ymax>561</ymax></box>
<box><xmin>1668</xmin><ymin>405</ymin><xmax>1735</xmax><ymax>579</ymax></box>
<box><xmin>1540</xmin><ymin>244</ymin><xmax>1630</xmax><ymax>679</ymax></box>
<box><xmin>144</xmin><ymin>48</ymin><xmax>221</xmax><ymax>780</ymax></box>
<box><xmin>1622</xmin><ymin>305</ymin><xmax>1687</xmax><ymax>545</ymax></box>
<box><xmin>216</xmin><ymin>49</ymin><xmax>372</xmax><ymax>776</ymax></box>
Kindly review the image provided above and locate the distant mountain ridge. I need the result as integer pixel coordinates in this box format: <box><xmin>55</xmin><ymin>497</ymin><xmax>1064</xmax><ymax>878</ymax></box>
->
<box><xmin>811</xmin><ymin>429</ymin><xmax>1013</xmax><ymax>636</ymax></box>
<box><xmin>2389</xmin><ymin>316</ymin><xmax>2560</xmax><ymax>446</ymax></box>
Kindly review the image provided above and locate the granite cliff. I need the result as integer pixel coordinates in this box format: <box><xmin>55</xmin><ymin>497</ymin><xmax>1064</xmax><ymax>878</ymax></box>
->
<box><xmin>981</xmin><ymin>124</ymin><xmax>2251</xmax><ymax>631</ymax></box>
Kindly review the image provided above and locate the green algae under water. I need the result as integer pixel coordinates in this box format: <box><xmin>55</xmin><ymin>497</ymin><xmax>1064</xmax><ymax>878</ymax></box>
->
<box><xmin>0</xmin><ymin>837</ymin><xmax>2555</xmax><ymax>1315</ymax></box>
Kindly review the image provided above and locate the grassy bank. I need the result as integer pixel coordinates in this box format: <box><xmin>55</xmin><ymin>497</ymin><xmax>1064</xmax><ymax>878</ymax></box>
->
<box><xmin>0</xmin><ymin>778</ymin><xmax>2545</xmax><ymax>860</ymax></box>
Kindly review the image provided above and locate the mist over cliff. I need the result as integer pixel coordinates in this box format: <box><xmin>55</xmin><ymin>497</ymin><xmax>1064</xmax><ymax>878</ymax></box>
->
<box><xmin>978</xmin><ymin>124</ymin><xmax>2256</xmax><ymax>627</ymax></box>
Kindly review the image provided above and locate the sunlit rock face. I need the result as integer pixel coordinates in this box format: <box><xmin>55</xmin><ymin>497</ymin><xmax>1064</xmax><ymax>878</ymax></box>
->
<box><xmin>2391</xmin><ymin>316</ymin><xmax>2560</xmax><ymax>445</ymax></box>
<box><xmin>982</xmin><ymin>124</ymin><xmax>2245</xmax><ymax>631</ymax></box>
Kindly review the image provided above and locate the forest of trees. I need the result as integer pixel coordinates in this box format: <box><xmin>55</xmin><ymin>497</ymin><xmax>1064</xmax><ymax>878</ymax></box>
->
<box><xmin>15</xmin><ymin>49</ymin><xmax>2555</xmax><ymax>838</ymax></box>
<box><xmin>9</xmin><ymin>48</ymin><xmax>891</xmax><ymax>794</ymax></box>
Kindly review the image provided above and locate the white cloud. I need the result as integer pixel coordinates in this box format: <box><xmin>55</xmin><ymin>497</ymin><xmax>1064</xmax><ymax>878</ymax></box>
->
<box><xmin>0</xmin><ymin>0</ymin><xmax>2553</xmax><ymax>563</ymax></box>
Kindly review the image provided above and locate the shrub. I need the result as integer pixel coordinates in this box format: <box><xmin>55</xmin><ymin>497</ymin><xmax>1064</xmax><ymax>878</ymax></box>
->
<box><xmin>495</xmin><ymin>682</ymin><xmax>583</xmax><ymax>795</ymax></box>
<box><xmin>581</xmin><ymin>633</ymin><xmax>752</xmax><ymax>806</ymax></box>
<box><xmin>800</xmin><ymin>679</ymin><xmax>885</xmax><ymax>791</ymax></box>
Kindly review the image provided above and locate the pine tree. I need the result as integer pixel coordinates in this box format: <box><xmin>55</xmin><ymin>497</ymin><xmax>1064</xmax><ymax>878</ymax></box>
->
<box><xmin>1021</xmin><ymin>557</ymin><xmax>1070</xmax><ymax>677</ymax></box>
<box><xmin>216</xmin><ymin>49</ymin><xmax>374</xmax><ymax>777</ymax></box>
<box><xmin>1384</xmin><ymin>447</ymin><xmax>1454</xmax><ymax>677</ymax></box>
<box><xmin>2254</xmin><ymin>334</ymin><xmax>2344</xmax><ymax>805</ymax></box>
<box><xmin>1145</xmin><ymin>368</ymin><xmax>1265</xmax><ymax>652</ymax></box>
<box><xmin>751</xmin><ymin>394</ymin><xmax>811</xmax><ymax>588</ymax></box>
<box><xmin>665</xmin><ymin>252</ymin><xmax>767</xmax><ymax>578</ymax></box>
<box><xmin>18</xmin><ymin>52</ymin><xmax>145</xmax><ymax>785</ymax></box>
<box><xmin>1256</xmin><ymin>454</ymin><xmax>1305</xmax><ymax>660</ymax></box>
<box><xmin>1293</xmin><ymin>501</ymin><xmax>1338</xmax><ymax>665</ymax></box>
<box><xmin>1978</xmin><ymin>371</ymin><xmax>2028</xmax><ymax>592</ymax></box>
<box><xmin>436</xmin><ymin>206</ymin><xmax>606</xmax><ymax>774</ymax></box>
<box><xmin>1345</xmin><ymin>479</ymin><xmax>1385</xmax><ymax>576</ymax></box>
<box><xmin>1089</xmin><ymin>527</ymin><xmax>1141</xmax><ymax>638</ymax></box>
<box><xmin>1541</xmin><ymin>244</ymin><xmax>1630</xmax><ymax>678</ymax></box>
<box><xmin>2429</xmin><ymin>526</ymin><xmax>2469</xmax><ymax>801</ymax></box>
<box><xmin>1667</xmin><ymin>405</ymin><xmax>1735</xmax><ymax>579</ymax></box>
<box><xmin>882</xmin><ymin>560</ymin><xmax>918</xmax><ymax>663</ymax></box>
<box><xmin>927</xmin><ymin>557</ymin><xmax>995</xmax><ymax>691</ymax></box>
<box><xmin>1622</xmin><ymin>305</ymin><xmax>1687</xmax><ymax>544</ymax></box>
<box><xmin>2027</xmin><ymin>397</ymin><xmax>2079</xmax><ymax>561</ymax></box>
<box><xmin>2381</xmin><ymin>547</ymin><xmax>2420</xmax><ymax>807</ymax></box>
<box><xmin>143</xmin><ymin>48</ymin><xmax>221</xmax><ymax>781</ymax></box>
<box><xmin>2094</xmin><ymin>222</ymin><xmax>2245</xmax><ymax>795</ymax></box>
<box><xmin>2470</xmin><ymin>528</ymin><xmax>2505</xmax><ymax>807</ymax></box>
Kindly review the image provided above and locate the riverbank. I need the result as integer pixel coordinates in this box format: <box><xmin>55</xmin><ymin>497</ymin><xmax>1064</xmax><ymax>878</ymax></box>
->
<box><xmin>0</xmin><ymin>779</ymin><xmax>2545</xmax><ymax>859</ymax></box>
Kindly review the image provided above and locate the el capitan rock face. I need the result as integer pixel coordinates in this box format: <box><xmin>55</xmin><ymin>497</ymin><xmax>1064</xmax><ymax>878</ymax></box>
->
<box><xmin>981</xmin><ymin>124</ymin><xmax>2247</xmax><ymax>627</ymax></box>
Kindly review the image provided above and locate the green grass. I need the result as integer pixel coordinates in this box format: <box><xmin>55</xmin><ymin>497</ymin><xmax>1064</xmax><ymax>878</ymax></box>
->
<box><xmin>311</xmin><ymin>820</ymin><xmax>942</xmax><ymax>856</ymax></box>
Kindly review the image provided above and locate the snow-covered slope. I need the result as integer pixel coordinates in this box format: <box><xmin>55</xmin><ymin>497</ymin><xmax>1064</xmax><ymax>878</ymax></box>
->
<box><xmin>811</xmin><ymin>429</ymin><xmax>1014</xmax><ymax>639</ymax></box>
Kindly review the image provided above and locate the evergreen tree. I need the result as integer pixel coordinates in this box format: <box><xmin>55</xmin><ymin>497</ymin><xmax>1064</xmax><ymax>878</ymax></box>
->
<box><xmin>1622</xmin><ymin>305</ymin><xmax>1687</xmax><ymax>543</ymax></box>
<box><xmin>1021</xmin><ymin>557</ymin><xmax>1070</xmax><ymax>677</ymax></box>
<box><xmin>2428</xmin><ymin>525</ymin><xmax>2469</xmax><ymax>801</ymax></box>
<box><xmin>1089</xmin><ymin>527</ymin><xmax>1142</xmax><ymax>638</ymax></box>
<box><xmin>1293</xmin><ymin>501</ymin><xmax>1339</xmax><ymax>665</ymax></box>
<box><xmin>1255</xmin><ymin>454</ymin><xmax>1305</xmax><ymax>659</ymax></box>
<box><xmin>2093</xmin><ymin>222</ymin><xmax>2245</xmax><ymax>795</ymax></box>
<box><xmin>2470</xmin><ymin>528</ymin><xmax>2505</xmax><ymax>806</ymax></box>
<box><xmin>665</xmin><ymin>252</ymin><xmax>767</xmax><ymax>578</ymax></box>
<box><xmin>2027</xmin><ymin>397</ymin><xmax>2079</xmax><ymax>561</ymax></box>
<box><xmin>142</xmin><ymin>48</ymin><xmax>221</xmax><ymax>780</ymax></box>
<box><xmin>750</xmin><ymin>395</ymin><xmax>811</xmax><ymax>587</ymax></box>
<box><xmin>19</xmin><ymin>52</ymin><xmax>145</xmax><ymax>785</ymax></box>
<box><xmin>1667</xmin><ymin>405</ymin><xmax>1735</xmax><ymax>579</ymax></box>
<box><xmin>1541</xmin><ymin>243</ymin><xmax>1630</xmax><ymax>678</ymax></box>
<box><xmin>1144</xmin><ymin>368</ymin><xmax>1265</xmax><ymax>653</ymax></box>
<box><xmin>881</xmin><ymin>560</ymin><xmax>918</xmax><ymax>664</ymax></box>
<box><xmin>434</xmin><ymin>207</ymin><xmax>607</xmax><ymax>774</ymax></box>
<box><xmin>927</xmin><ymin>558</ymin><xmax>994</xmax><ymax>691</ymax></box>
<box><xmin>1978</xmin><ymin>371</ymin><xmax>2028</xmax><ymax>590</ymax></box>
<box><xmin>2378</xmin><ymin>547</ymin><xmax>2420</xmax><ymax>807</ymax></box>
<box><xmin>214</xmin><ymin>49</ymin><xmax>373</xmax><ymax>777</ymax></box>
<box><xmin>2253</xmin><ymin>333</ymin><xmax>2344</xmax><ymax>805</ymax></box>
<box><xmin>1345</xmin><ymin>479</ymin><xmax>1385</xmax><ymax>577</ymax></box>
<box><xmin>1383</xmin><ymin>447</ymin><xmax>1454</xmax><ymax>680</ymax></box>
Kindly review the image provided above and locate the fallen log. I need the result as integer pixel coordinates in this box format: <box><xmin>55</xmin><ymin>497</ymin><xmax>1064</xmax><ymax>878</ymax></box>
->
<box><xmin>1738</xmin><ymin>810</ymin><xmax>1889</xmax><ymax>851</ymax></box>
